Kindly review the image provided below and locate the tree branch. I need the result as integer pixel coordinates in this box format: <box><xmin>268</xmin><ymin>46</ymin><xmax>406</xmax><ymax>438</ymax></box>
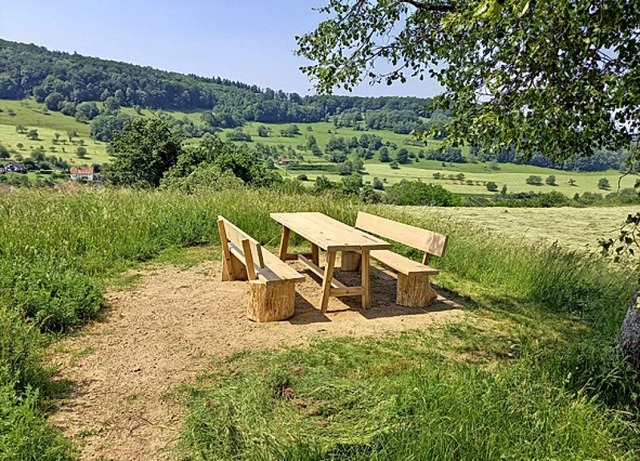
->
<box><xmin>398</xmin><ymin>0</ymin><xmax>456</xmax><ymax>13</ymax></box>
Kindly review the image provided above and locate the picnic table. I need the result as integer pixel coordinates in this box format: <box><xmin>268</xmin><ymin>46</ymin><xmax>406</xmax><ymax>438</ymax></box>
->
<box><xmin>270</xmin><ymin>212</ymin><xmax>391</xmax><ymax>312</ymax></box>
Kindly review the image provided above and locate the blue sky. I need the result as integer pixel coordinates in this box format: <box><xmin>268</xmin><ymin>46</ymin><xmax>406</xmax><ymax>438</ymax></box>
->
<box><xmin>0</xmin><ymin>0</ymin><xmax>442</xmax><ymax>98</ymax></box>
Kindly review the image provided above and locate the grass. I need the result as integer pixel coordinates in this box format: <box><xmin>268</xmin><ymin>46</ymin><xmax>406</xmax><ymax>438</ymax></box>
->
<box><xmin>0</xmin><ymin>99</ymin><xmax>110</xmax><ymax>165</ymax></box>
<box><xmin>402</xmin><ymin>205</ymin><xmax>638</xmax><ymax>251</ymax></box>
<box><xmin>181</xmin><ymin>330</ymin><xmax>637</xmax><ymax>460</ymax></box>
<box><xmin>0</xmin><ymin>184</ymin><xmax>638</xmax><ymax>460</ymax></box>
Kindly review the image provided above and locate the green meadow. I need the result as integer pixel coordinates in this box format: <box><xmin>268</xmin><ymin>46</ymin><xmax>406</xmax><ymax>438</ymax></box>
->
<box><xmin>0</xmin><ymin>99</ymin><xmax>635</xmax><ymax>197</ymax></box>
<box><xmin>0</xmin><ymin>187</ymin><xmax>638</xmax><ymax>459</ymax></box>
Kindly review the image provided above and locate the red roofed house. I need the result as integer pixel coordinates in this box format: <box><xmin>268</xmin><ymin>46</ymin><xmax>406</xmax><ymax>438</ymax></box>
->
<box><xmin>70</xmin><ymin>166</ymin><xmax>94</xmax><ymax>181</ymax></box>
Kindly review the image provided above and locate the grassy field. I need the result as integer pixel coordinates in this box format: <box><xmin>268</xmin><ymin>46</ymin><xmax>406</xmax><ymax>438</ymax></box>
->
<box><xmin>0</xmin><ymin>98</ymin><xmax>636</xmax><ymax>197</ymax></box>
<box><xmin>403</xmin><ymin>205</ymin><xmax>638</xmax><ymax>251</ymax></box>
<box><xmin>222</xmin><ymin>122</ymin><xmax>636</xmax><ymax>196</ymax></box>
<box><xmin>0</xmin><ymin>99</ymin><xmax>110</xmax><ymax>165</ymax></box>
<box><xmin>1</xmin><ymin>187</ymin><xmax>638</xmax><ymax>459</ymax></box>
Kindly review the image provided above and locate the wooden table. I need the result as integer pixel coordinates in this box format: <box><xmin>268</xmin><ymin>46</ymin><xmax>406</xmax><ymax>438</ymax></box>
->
<box><xmin>270</xmin><ymin>212</ymin><xmax>391</xmax><ymax>312</ymax></box>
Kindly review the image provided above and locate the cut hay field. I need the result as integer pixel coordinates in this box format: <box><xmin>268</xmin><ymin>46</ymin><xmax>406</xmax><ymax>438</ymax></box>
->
<box><xmin>0</xmin><ymin>99</ymin><xmax>110</xmax><ymax>165</ymax></box>
<box><xmin>402</xmin><ymin>205</ymin><xmax>637</xmax><ymax>251</ymax></box>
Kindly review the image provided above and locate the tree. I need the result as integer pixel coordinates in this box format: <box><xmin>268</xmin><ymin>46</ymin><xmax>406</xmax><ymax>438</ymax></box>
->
<box><xmin>526</xmin><ymin>175</ymin><xmax>543</xmax><ymax>186</ymax></box>
<box><xmin>257</xmin><ymin>125</ymin><xmax>270</xmax><ymax>137</ymax></box>
<box><xmin>0</xmin><ymin>144</ymin><xmax>9</xmax><ymax>159</ymax></box>
<box><xmin>598</xmin><ymin>178</ymin><xmax>611</xmax><ymax>190</ymax></box>
<box><xmin>297</xmin><ymin>1</ymin><xmax>640</xmax><ymax>161</ymax></box>
<box><xmin>106</xmin><ymin>118</ymin><xmax>182</xmax><ymax>188</ymax></box>
<box><xmin>545</xmin><ymin>175</ymin><xmax>557</xmax><ymax>186</ymax></box>
<box><xmin>378</xmin><ymin>147</ymin><xmax>391</xmax><ymax>163</ymax></box>
<box><xmin>297</xmin><ymin>0</ymin><xmax>640</xmax><ymax>369</ymax></box>
<box><xmin>486</xmin><ymin>181</ymin><xmax>498</xmax><ymax>192</ymax></box>
<box><xmin>67</xmin><ymin>130</ymin><xmax>77</xmax><ymax>142</ymax></box>
<box><xmin>396</xmin><ymin>148</ymin><xmax>410</xmax><ymax>164</ymax></box>
<box><xmin>26</xmin><ymin>129</ymin><xmax>38</xmax><ymax>140</ymax></box>
<box><xmin>372</xmin><ymin>176</ymin><xmax>384</xmax><ymax>190</ymax></box>
<box><xmin>76</xmin><ymin>146</ymin><xmax>88</xmax><ymax>159</ymax></box>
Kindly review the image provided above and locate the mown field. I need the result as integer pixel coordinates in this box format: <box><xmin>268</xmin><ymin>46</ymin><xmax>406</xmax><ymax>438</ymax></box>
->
<box><xmin>0</xmin><ymin>99</ymin><xmax>110</xmax><ymax>165</ymax></box>
<box><xmin>1</xmin><ymin>187</ymin><xmax>639</xmax><ymax>460</ymax></box>
<box><xmin>406</xmin><ymin>205</ymin><xmax>638</xmax><ymax>251</ymax></box>
<box><xmin>1</xmin><ymin>98</ymin><xmax>635</xmax><ymax>197</ymax></box>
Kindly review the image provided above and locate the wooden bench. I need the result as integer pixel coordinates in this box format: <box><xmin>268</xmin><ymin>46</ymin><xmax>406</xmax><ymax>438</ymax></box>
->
<box><xmin>355</xmin><ymin>212</ymin><xmax>448</xmax><ymax>308</ymax></box>
<box><xmin>217</xmin><ymin>216</ymin><xmax>304</xmax><ymax>322</ymax></box>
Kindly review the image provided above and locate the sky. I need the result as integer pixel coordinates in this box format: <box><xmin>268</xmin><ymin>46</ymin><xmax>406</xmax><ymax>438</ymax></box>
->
<box><xmin>0</xmin><ymin>0</ymin><xmax>442</xmax><ymax>98</ymax></box>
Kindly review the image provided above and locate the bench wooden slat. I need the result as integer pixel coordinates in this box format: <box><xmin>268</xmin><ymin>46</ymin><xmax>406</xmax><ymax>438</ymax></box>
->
<box><xmin>370</xmin><ymin>249</ymin><xmax>439</xmax><ymax>276</ymax></box>
<box><xmin>258</xmin><ymin>251</ymin><xmax>305</xmax><ymax>283</ymax></box>
<box><xmin>218</xmin><ymin>216</ymin><xmax>264</xmax><ymax>268</ymax></box>
<box><xmin>356</xmin><ymin>212</ymin><xmax>448</xmax><ymax>257</ymax></box>
<box><xmin>220</xmin><ymin>216</ymin><xmax>303</xmax><ymax>284</ymax></box>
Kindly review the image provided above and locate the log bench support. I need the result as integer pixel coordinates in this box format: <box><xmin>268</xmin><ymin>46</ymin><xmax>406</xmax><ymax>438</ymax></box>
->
<box><xmin>218</xmin><ymin>216</ymin><xmax>304</xmax><ymax>322</ymax></box>
<box><xmin>397</xmin><ymin>272</ymin><xmax>438</xmax><ymax>308</ymax></box>
<box><xmin>247</xmin><ymin>280</ymin><xmax>297</xmax><ymax>322</ymax></box>
<box><xmin>356</xmin><ymin>212</ymin><xmax>449</xmax><ymax>309</ymax></box>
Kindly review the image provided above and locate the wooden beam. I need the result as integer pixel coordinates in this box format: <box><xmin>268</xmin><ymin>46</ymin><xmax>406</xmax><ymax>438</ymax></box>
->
<box><xmin>217</xmin><ymin>218</ymin><xmax>234</xmax><ymax>281</ymax></box>
<box><xmin>361</xmin><ymin>250</ymin><xmax>371</xmax><ymax>309</ymax></box>
<box><xmin>278</xmin><ymin>226</ymin><xmax>290</xmax><ymax>261</ymax></box>
<box><xmin>242</xmin><ymin>238</ymin><xmax>257</xmax><ymax>280</ymax></box>
<box><xmin>330</xmin><ymin>287</ymin><xmax>364</xmax><ymax>297</ymax></box>
<box><xmin>320</xmin><ymin>251</ymin><xmax>337</xmax><ymax>313</ymax></box>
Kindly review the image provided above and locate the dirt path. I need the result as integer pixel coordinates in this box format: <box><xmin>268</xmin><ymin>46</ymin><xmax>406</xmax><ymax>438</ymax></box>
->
<box><xmin>48</xmin><ymin>260</ymin><xmax>465</xmax><ymax>461</ymax></box>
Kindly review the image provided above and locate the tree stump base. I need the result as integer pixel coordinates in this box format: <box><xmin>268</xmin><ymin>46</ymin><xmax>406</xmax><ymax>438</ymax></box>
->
<box><xmin>247</xmin><ymin>280</ymin><xmax>296</xmax><ymax>322</ymax></box>
<box><xmin>396</xmin><ymin>273</ymin><xmax>438</xmax><ymax>308</ymax></box>
<box><xmin>341</xmin><ymin>251</ymin><xmax>361</xmax><ymax>271</ymax></box>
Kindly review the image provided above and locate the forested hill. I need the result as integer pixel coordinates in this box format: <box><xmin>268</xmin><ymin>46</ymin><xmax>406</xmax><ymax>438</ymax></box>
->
<box><xmin>0</xmin><ymin>39</ymin><xmax>433</xmax><ymax>128</ymax></box>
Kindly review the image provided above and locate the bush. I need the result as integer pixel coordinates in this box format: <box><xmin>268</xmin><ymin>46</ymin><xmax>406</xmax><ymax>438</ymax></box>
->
<box><xmin>526</xmin><ymin>175</ymin><xmax>543</xmax><ymax>185</ymax></box>
<box><xmin>545</xmin><ymin>175</ymin><xmax>557</xmax><ymax>186</ymax></box>
<box><xmin>486</xmin><ymin>181</ymin><xmax>498</xmax><ymax>192</ymax></box>
<box><xmin>598</xmin><ymin>177</ymin><xmax>611</xmax><ymax>190</ymax></box>
<box><xmin>386</xmin><ymin>180</ymin><xmax>461</xmax><ymax>206</ymax></box>
<box><xmin>296</xmin><ymin>174</ymin><xmax>308</xmax><ymax>181</ymax></box>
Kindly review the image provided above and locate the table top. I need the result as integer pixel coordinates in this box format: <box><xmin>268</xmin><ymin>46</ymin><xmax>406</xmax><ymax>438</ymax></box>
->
<box><xmin>271</xmin><ymin>212</ymin><xmax>392</xmax><ymax>251</ymax></box>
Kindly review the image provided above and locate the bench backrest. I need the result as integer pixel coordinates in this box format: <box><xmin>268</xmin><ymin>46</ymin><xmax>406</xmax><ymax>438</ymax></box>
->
<box><xmin>217</xmin><ymin>216</ymin><xmax>264</xmax><ymax>279</ymax></box>
<box><xmin>355</xmin><ymin>212</ymin><xmax>448</xmax><ymax>259</ymax></box>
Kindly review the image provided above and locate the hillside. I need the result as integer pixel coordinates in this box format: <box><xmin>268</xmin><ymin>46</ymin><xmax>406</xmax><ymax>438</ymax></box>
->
<box><xmin>0</xmin><ymin>39</ymin><xmax>434</xmax><ymax>130</ymax></box>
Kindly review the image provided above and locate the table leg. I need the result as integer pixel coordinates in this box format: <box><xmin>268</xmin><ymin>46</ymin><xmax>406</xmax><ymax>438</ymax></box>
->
<box><xmin>361</xmin><ymin>250</ymin><xmax>371</xmax><ymax>309</ymax></box>
<box><xmin>311</xmin><ymin>243</ymin><xmax>319</xmax><ymax>266</ymax></box>
<box><xmin>278</xmin><ymin>226</ymin><xmax>290</xmax><ymax>261</ymax></box>
<box><xmin>320</xmin><ymin>250</ymin><xmax>337</xmax><ymax>313</ymax></box>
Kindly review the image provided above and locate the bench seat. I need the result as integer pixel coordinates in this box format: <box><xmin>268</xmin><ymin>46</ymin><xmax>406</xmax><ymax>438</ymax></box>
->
<box><xmin>356</xmin><ymin>212</ymin><xmax>448</xmax><ymax>308</ymax></box>
<box><xmin>219</xmin><ymin>216</ymin><xmax>304</xmax><ymax>322</ymax></box>
<box><xmin>369</xmin><ymin>249</ymin><xmax>439</xmax><ymax>276</ymax></box>
<box><xmin>228</xmin><ymin>242</ymin><xmax>304</xmax><ymax>283</ymax></box>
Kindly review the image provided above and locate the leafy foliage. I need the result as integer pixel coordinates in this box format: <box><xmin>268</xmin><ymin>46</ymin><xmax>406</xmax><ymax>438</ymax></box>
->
<box><xmin>106</xmin><ymin>118</ymin><xmax>183</xmax><ymax>188</ymax></box>
<box><xmin>297</xmin><ymin>0</ymin><xmax>640</xmax><ymax>161</ymax></box>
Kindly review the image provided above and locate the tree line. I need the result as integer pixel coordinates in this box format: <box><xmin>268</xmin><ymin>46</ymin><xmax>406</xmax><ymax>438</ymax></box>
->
<box><xmin>0</xmin><ymin>39</ymin><xmax>433</xmax><ymax>129</ymax></box>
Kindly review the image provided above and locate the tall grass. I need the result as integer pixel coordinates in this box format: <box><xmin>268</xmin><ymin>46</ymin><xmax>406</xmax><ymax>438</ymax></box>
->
<box><xmin>0</xmin><ymin>187</ymin><xmax>637</xmax><ymax>459</ymax></box>
<box><xmin>182</xmin><ymin>334</ymin><xmax>638</xmax><ymax>460</ymax></box>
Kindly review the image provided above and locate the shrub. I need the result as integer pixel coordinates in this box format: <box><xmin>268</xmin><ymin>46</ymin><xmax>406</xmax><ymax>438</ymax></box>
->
<box><xmin>545</xmin><ymin>175</ymin><xmax>557</xmax><ymax>186</ymax></box>
<box><xmin>386</xmin><ymin>180</ymin><xmax>460</xmax><ymax>206</ymax></box>
<box><xmin>598</xmin><ymin>177</ymin><xmax>611</xmax><ymax>190</ymax></box>
<box><xmin>296</xmin><ymin>174</ymin><xmax>308</xmax><ymax>181</ymax></box>
<box><xmin>526</xmin><ymin>175</ymin><xmax>543</xmax><ymax>185</ymax></box>
<box><xmin>486</xmin><ymin>181</ymin><xmax>498</xmax><ymax>192</ymax></box>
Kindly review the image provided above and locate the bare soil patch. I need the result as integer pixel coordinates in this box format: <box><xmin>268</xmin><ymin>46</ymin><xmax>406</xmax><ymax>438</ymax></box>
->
<box><xmin>48</xmin><ymin>258</ymin><xmax>465</xmax><ymax>461</ymax></box>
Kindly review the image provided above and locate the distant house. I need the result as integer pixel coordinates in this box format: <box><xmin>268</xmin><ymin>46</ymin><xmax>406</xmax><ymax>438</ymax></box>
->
<box><xmin>70</xmin><ymin>166</ymin><xmax>94</xmax><ymax>181</ymax></box>
<box><xmin>5</xmin><ymin>162</ymin><xmax>24</xmax><ymax>173</ymax></box>
<box><xmin>277</xmin><ymin>158</ymin><xmax>292</xmax><ymax>166</ymax></box>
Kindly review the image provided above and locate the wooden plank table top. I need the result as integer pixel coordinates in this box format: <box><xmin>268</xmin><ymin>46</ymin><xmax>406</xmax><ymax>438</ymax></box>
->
<box><xmin>270</xmin><ymin>212</ymin><xmax>391</xmax><ymax>252</ymax></box>
<box><xmin>270</xmin><ymin>212</ymin><xmax>392</xmax><ymax>312</ymax></box>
